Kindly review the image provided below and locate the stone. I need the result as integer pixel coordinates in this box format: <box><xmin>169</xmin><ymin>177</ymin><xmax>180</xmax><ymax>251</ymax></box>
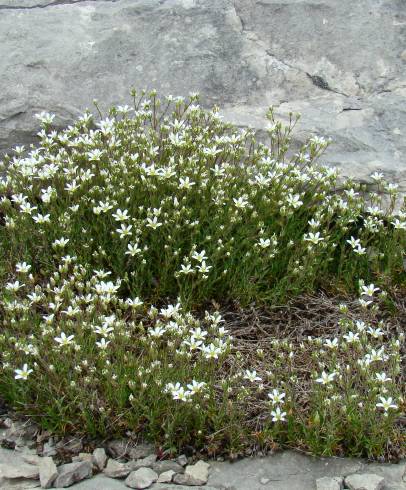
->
<box><xmin>0</xmin><ymin>0</ymin><xmax>405</xmax><ymax>194</ymax></box>
<box><xmin>260</xmin><ymin>477</ymin><xmax>270</xmax><ymax>485</ymax></box>
<box><xmin>55</xmin><ymin>437</ymin><xmax>83</xmax><ymax>455</ymax></box>
<box><xmin>316</xmin><ymin>476</ymin><xmax>343</xmax><ymax>490</ymax></box>
<box><xmin>177</xmin><ymin>454</ymin><xmax>188</xmax><ymax>467</ymax></box>
<box><xmin>92</xmin><ymin>448</ymin><xmax>108</xmax><ymax>471</ymax></box>
<box><xmin>0</xmin><ymin>462</ymin><xmax>39</xmax><ymax>480</ymax></box>
<box><xmin>72</xmin><ymin>453</ymin><xmax>93</xmax><ymax>464</ymax></box>
<box><xmin>344</xmin><ymin>473</ymin><xmax>385</xmax><ymax>490</ymax></box>
<box><xmin>38</xmin><ymin>456</ymin><xmax>58</xmax><ymax>489</ymax></box>
<box><xmin>173</xmin><ymin>460</ymin><xmax>210</xmax><ymax>486</ymax></box>
<box><xmin>0</xmin><ymin>420</ymin><xmax>37</xmax><ymax>450</ymax></box>
<box><xmin>153</xmin><ymin>459</ymin><xmax>184</xmax><ymax>475</ymax></box>
<box><xmin>157</xmin><ymin>469</ymin><xmax>175</xmax><ymax>483</ymax></box>
<box><xmin>103</xmin><ymin>459</ymin><xmax>132</xmax><ymax>479</ymax></box>
<box><xmin>127</xmin><ymin>454</ymin><xmax>156</xmax><ymax>471</ymax></box>
<box><xmin>107</xmin><ymin>439</ymin><xmax>132</xmax><ymax>459</ymax></box>
<box><xmin>22</xmin><ymin>454</ymin><xmax>42</xmax><ymax>466</ymax></box>
<box><xmin>127</xmin><ymin>443</ymin><xmax>155</xmax><ymax>461</ymax></box>
<box><xmin>41</xmin><ymin>441</ymin><xmax>57</xmax><ymax>458</ymax></box>
<box><xmin>53</xmin><ymin>461</ymin><xmax>92</xmax><ymax>488</ymax></box>
<box><xmin>125</xmin><ymin>467</ymin><xmax>158</xmax><ymax>489</ymax></box>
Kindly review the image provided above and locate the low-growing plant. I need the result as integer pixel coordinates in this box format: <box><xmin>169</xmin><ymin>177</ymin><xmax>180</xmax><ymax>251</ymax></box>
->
<box><xmin>0</xmin><ymin>90</ymin><xmax>404</xmax><ymax>459</ymax></box>
<box><xmin>0</xmin><ymin>90</ymin><xmax>405</xmax><ymax>306</ymax></box>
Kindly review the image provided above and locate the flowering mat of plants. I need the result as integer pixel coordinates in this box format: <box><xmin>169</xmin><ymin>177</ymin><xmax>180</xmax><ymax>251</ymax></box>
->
<box><xmin>0</xmin><ymin>90</ymin><xmax>404</xmax><ymax>461</ymax></box>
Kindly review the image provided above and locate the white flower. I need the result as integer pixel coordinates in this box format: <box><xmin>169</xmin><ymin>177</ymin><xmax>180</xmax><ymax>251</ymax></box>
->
<box><xmin>146</xmin><ymin>216</ymin><xmax>162</xmax><ymax>230</ymax></box>
<box><xmin>354</xmin><ymin>244</ymin><xmax>366</xmax><ymax>255</ymax></box>
<box><xmin>94</xmin><ymin>325</ymin><xmax>114</xmax><ymax>337</ymax></box>
<box><xmin>315</xmin><ymin>371</ymin><xmax>336</xmax><ymax>385</ymax></box>
<box><xmin>324</xmin><ymin>338</ymin><xmax>339</xmax><ymax>349</ymax></box>
<box><xmin>112</xmin><ymin>209</ymin><xmax>130</xmax><ymax>222</ymax></box>
<box><xmin>370</xmin><ymin>172</ymin><xmax>384</xmax><ymax>181</ymax></box>
<box><xmin>190</xmin><ymin>327</ymin><xmax>207</xmax><ymax>341</ymax></box>
<box><xmin>6</xmin><ymin>280</ymin><xmax>24</xmax><ymax>292</ymax></box>
<box><xmin>375</xmin><ymin>372</ymin><xmax>392</xmax><ymax>383</ymax></box>
<box><xmin>347</xmin><ymin>236</ymin><xmax>360</xmax><ymax>248</ymax></box>
<box><xmin>243</xmin><ymin>370</ymin><xmax>262</xmax><ymax>382</ymax></box>
<box><xmin>96</xmin><ymin>338</ymin><xmax>111</xmax><ymax>349</ymax></box>
<box><xmin>391</xmin><ymin>218</ymin><xmax>406</xmax><ymax>230</ymax></box>
<box><xmin>376</xmin><ymin>396</ymin><xmax>398</xmax><ymax>412</ymax></box>
<box><xmin>54</xmin><ymin>332</ymin><xmax>75</xmax><ymax>346</ymax></box>
<box><xmin>191</xmin><ymin>250</ymin><xmax>207</xmax><ymax>262</ymax></box>
<box><xmin>53</xmin><ymin>237</ymin><xmax>69</xmax><ymax>248</ymax></box>
<box><xmin>179</xmin><ymin>263</ymin><xmax>194</xmax><ymax>275</ymax></box>
<box><xmin>116</xmin><ymin>224</ymin><xmax>133</xmax><ymax>238</ymax></box>
<box><xmin>233</xmin><ymin>196</ymin><xmax>249</xmax><ymax>209</ymax></box>
<box><xmin>126</xmin><ymin>242</ymin><xmax>142</xmax><ymax>257</ymax></box>
<box><xmin>126</xmin><ymin>297</ymin><xmax>143</xmax><ymax>308</ymax></box>
<box><xmin>16</xmin><ymin>262</ymin><xmax>31</xmax><ymax>274</ymax></box>
<box><xmin>355</xmin><ymin>320</ymin><xmax>367</xmax><ymax>332</ymax></box>
<box><xmin>14</xmin><ymin>364</ymin><xmax>33</xmax><ymax>380</ymax></box>
<box><xmin>304</xmin><ymin>232</ymin><xmax>323</xmax><ymax>245</ymax></box>
<box><xmin>187</xmin><ymin>380</ymin><xmax>206</xmax><ymax>395</ymax></box>
<box><xmin>87</xmin><ymin>149</ymin><xmax>104</xmax><ymax>161</ymax></box>
<box><xmin>268</xmin><ymin>389</ymin><xmax>286</xmax><ymax>405</ymax></box>
<box><xmin>343</xmin><ymin>331</ymin><xmax>359</xmax><ymax>343</ymax></box>
<box><xmin>367</xmin><ymin>326</ymin><xmax>384</xmax><ymax>338</ymax></box>
<box><xmin>271</xmin><ymin>407</ymin><xmax>287</xmax><ymax>422</ymax></box>
<box><xmin>308</xmin><ymin>219</ymin><xmax>320</xmax><ymax>228</ymax></box>
<box><xmin>35</xmin><ymin>111</ymin><xmax>55</xmax><ymax>125</ymax></box>
<box><xmin>32</xmin><ymin>213</ymin><xmax>50</xmax><ymax>224</ymax></box>
<box><xmin>359</xmin><ymin>298</ymin><xmax>373</xmax><ymax>308</ymax></box>
<box><xmin>62</xmin><ymin>305</ymin><xmax>80</xmax><ymax>317</ymax></box>
<box><xmin>258</xmin><ymin>238</ymin><xmax>271</xmax><ymax>249</ymax></box>
<box><xmin>117</xmin><ymin>105</ymin><xmax>133</xmax><ymax>114</ymax></box>
<box><xmin>196</xmin><ymin>261</ymin><xmax>212</xmax><ymax>275</ymax></box>
<box><xmin>286</xmin><ymin>193</ymin><xmax>303</xmax><ymax>209</ymax></box>
<box><xmin>361</xmin><ymin>283</ymin><xmax>380</xmax><ymax>297</ymax></box>
<box><xmin>182</xmin><ymin>337</ymin><xmax>203</xmax><ymax>351</ymax></box>
<box><xmin>201</xmin><ymin>343</ymin><xmax>221</xmax><ymax>359</ymax></box>
<box><xmin>179</xmin><ymin>177</ymin><xmax>195</xmax><ymax>190</ymax></box>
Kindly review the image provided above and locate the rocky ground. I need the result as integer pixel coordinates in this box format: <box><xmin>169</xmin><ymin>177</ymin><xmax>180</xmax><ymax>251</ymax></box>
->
<box><xmin>0</xmin><ymin>0</ymin><xmax>405</xmax><ymax>189</ymax></box>
<box><xmin>0</xmin><ymin>417</ymin><xmax>405</xmax><ymax>490</ymax></box>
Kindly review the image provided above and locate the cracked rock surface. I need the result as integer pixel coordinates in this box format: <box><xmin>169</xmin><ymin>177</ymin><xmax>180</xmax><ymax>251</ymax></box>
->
<box><xmin>0</xmin><ymin>0</ymin><xmax>405</xmax><ymax>188</ymax></box>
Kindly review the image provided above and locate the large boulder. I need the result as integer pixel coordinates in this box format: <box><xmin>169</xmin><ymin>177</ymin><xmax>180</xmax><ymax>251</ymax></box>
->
<box><xmin>0</xmin><ymin>0</ymin><xmax>405</xmax><ymax>187</ymax></box>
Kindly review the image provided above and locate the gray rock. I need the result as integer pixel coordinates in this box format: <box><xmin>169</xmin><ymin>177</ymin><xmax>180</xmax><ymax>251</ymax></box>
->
<box><xmin>153</xmin><ymin>459</ymin><xmax>184</xmax><ymax>475</ymax></box>
<box><xmin>177</xmin><ymin>454</ymin><xmax>188</xmax><ymax>467</ymax></box>
<box><xmin>106</xmin><ymin>439</ymin><xmax>133</xmax><ymax>459</ymax></box>
<box><xmin>22</xmin><ymin>454</ymin><xmax>41</xmax><ymax>466</ymax></box>
<box><xmin>55</xmin><ymin>437</ymin><xmax>83</xmax><ymax>455</ymax></box>
<box><xmin>38</xmin><ymin>457</ymin><xmax>57</xmax><ymax>489</ymax></box>
<box><xmin>127</xmin><ymin>454</ymin><xmax>156</xmax><ymax>471</ymax></box>
<box><xmin>72</xmin><ymin>453</ymin><xmax>93</xmax><ymax>464</ymax></box>
<box><xmin>0</xmin><ymin>0</ymin><xmax>405</xmax><ymax>193</ymax></box>
<box><xmin>41</xmin><ymin>441</ymin><xmax>57</xmax><ymax>458</ymax></box>
<box><xmin>127</xmin><ymin>444</ymin><xmax>155</xmax><ymax>461</ymax></box>
<box><xmin>316</xmin><ymin>476</ymin><xmax>343</xmax><ymax>490</ymax></box>
<box><xmin>344</xmin><ymin>473</ymin><xmax>385</xmax><ymax>490</ymax></box>
<box><xmin>0</xmin><ymin>462</ymin><xmax>39</xmax><ymax>480</ymax></box>
<box><xmin>124</xmin><ymin>467</ymin><xmax>158</xmax><ymax>489</ymax></box>
<box><xmin>92</xmin><ymin>448</ymin><xmax>108</xmax><ymax>471</ymax></box>
<box><xmin>157</xmin><ymin>470</ymin><xmax>175</xmax><ymax>483</ymax></box>
<box><xmin>0</xmin><ymin>420</ymin><xmax>37</xmax><ymax>450</ymax></box>
<box><xmin>53</xmin><ymin>461</ymin><xmax>92</xmax><ymax>488</ymax></box>
<box><xmin>153</xmin><ymin>486</ymin><xmax>218</xmax><ymax>490</ymax></box>
<box><xmin>103</xmin><ymin>459</ymin><xmax>132</xmax><ymax>479</ymax></box>
<box><xmin>173</xmin><ymin>460</ymin><xmax>210</xmax><ymax>486</ymax></box>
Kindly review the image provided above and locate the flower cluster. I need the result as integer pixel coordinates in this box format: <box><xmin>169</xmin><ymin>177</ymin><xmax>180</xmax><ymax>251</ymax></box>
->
<box><xmin>0</xmin><ymin>91</ymin><xmax>404</xmax><ymax>459</ymax></box>
<box><xmin>0</xmin><ymin>91</ymin><xmax>404</xmax><ymax>309</ymax></box>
